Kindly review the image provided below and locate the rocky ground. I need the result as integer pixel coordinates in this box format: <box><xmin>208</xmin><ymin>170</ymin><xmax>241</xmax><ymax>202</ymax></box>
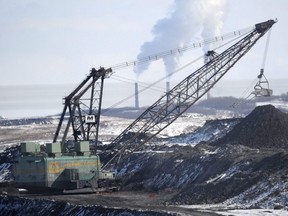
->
<box><xmin>109</xmin><ymin>105</ymin><xmax>288</xmax><ymax>210</ymax></box>
<box><xmin>0</xmin><ymin>194</ymin><xmax>176</xmax><ymax>216</ymax></box>
<box><xmin>0</xmin><ymin>104</ymin><xmax>288</xmax><ymax>215</ymax></box>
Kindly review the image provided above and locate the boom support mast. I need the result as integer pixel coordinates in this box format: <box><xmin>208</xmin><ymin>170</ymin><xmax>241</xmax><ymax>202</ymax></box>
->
<box><xmin>103</xmin><ymin>20</ymin><xmax>276</xmax><ymax>168</ymax></box>
<box><xmin>53</xmin><ymin>67</ymin><xmax>112</xmax><ymax>152</ymax></box>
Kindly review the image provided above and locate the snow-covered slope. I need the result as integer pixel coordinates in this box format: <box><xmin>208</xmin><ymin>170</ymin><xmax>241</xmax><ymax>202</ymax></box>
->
<box><xmin>106</xmin><ymin>106</ymin><xmax>288</xmax><ymax>210</ymax></box>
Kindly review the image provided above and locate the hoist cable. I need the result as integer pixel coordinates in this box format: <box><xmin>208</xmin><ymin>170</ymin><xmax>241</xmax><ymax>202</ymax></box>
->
<box><xmin>102</xmin><ymin>55</ymin><xmax>204</xmax><ymax>113</ymax></box>
<box><xmin>230</xmin><ymin>29</ymin><xmax>273</xmax><ymax>108</ymax></box>
<box><xmin>106</xmin><ymin>26</ymin><xmax>254</xmax><ymax>71</ymax></box>
<box><xmin>261</xmin><ymin>29</ymin><xmax>272</xmax><ymax>69</ymax></box>
<box><xmin>111</xmin><ymin>75</ymin><xmax>165</xmax><ymax>92</ymax></box>
<box><xmin>103</xmin><ymin>31</ymin><xmax>252</xmax><ymax>114</ymax></box>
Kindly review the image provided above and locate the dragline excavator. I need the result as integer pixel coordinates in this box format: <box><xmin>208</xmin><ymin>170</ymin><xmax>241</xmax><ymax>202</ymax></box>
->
<box><xmin>12</xmin><ymin>19</ymin><xmax>276</xmax><ymax>192</ymax></box>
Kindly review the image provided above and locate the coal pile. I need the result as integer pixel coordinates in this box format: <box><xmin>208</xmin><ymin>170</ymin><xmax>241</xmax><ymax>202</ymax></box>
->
<box><xmin>218</xmin><ymin>105</ymin><xmax>288</xmax><ymax>148</ymax></box>
<box><xmin>117</xmin><ymin>105</ymin><xmax>288</xmax><ymax>208</ymax></box>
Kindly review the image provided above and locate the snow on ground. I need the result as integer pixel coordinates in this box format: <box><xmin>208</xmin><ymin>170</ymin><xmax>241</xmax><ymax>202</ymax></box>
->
<box><xmin>176</xmin><ymin>204</ymin><xmax>287</xmax><ymax>216</ymax></box>
<box><xmin>216</xmin><ymin>209</ymin><xmax>288</xmax><ymax>216</ymax></box>
<box><xmin>2</xmin><ymin>109</ymin><xmax>288</xmax><ymax>213</ymax></box>
<box><xmin>256</xmin><ymin>100</ymin><xmax>288</xmax><ymax>111</ymax></box>
<box><xmin>160</xmin><ymin>113</ymin><xmax>208</xmax><ymax>137</ymax></box>
<box><xmin>0</xmin><ymin>143</ymin><xmax>17</xmax><ymax>152</ymax></box>
<box><xmin>205</xmin><ymin>162</ymin><xmax>250</xmax><ymax>184</ymax></box>
<box><xmin>0</xmin><ymin>163</ymin><xmax>11</xmax><ymax>182</ymax></box>
<box><xmin>0</xmin><ymin>110</ymin><xmax>237</xmax><ymax>147</ymax></box>
<box><xmin>223</xmin><ymin>173</ymin><xmax>288</xmax><ymax>209</ymax></box>
<box><xmin>99</xmin><ymin>116</ymin><xmax>133</xmax><ymax>137</ymax></box>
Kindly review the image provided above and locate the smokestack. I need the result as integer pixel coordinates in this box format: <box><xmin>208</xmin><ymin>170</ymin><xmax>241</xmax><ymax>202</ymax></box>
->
<box><xmin>166</xmin><ymin>81</ymin><xmax>170</xmax><ymax>101</ymax></box>
<box><xmin>135</xmin><ymin>82</ymin><xmax>139</xmax><ymax>109</ymax></box>
<box><xmin>204</xmin><ymin>55</ymin><xmax>211</xmax><ymax>99</ymax></box>
<box><xmin>166</xmin><ymin>81</ymin><xmax>170</xmax><ymax>93</ymax></box>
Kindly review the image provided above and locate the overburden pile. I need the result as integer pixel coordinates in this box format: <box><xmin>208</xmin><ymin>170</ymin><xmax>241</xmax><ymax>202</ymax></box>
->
<box><xmin>118</xmin><ymin>105</ymin><xmax>288</xmax><ymax>208</ymax></box>
<box><xmin>218</xmin><ymin>105</ymin><xmax>288</xmax><ymax>148</ymax></box>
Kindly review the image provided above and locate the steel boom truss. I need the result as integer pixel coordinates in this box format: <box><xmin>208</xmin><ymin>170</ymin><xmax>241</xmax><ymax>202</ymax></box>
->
<box><xmin>103</xmin><ymin>19</ymin><xmax>276</xmax><ymax>168</ymax></box>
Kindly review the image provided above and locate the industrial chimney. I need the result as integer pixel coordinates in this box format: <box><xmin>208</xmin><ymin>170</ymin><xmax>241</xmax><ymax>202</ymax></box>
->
<box><xmin>166</xmin><ymin>81</ymin><xmax>170</xmax><ymax>101</ymax></box>
<box><xmin>135</xmin><ymin>82</ymin><xmax>139</xmax><ymax>109</ymax></box>
<box><xmin>205</xmin><ymin>51</ymin><xmax>218</xmax><ymax>99</ymax></box>
<box><xmin>204</xmin><ymin>53</ymin><xmax>211</xmax><ymax>99</ymax></box>
<box><xmin>166</xmin><ymin>81</ymin><xmax>170</xmax><ymax>93</ymax></box>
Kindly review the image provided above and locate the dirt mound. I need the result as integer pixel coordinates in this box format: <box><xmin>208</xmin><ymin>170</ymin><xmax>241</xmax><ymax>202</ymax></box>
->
<box><xmin>218</xmin><ymin>105</ymin><xmax>288</xmax><ymax>148</ymax></box>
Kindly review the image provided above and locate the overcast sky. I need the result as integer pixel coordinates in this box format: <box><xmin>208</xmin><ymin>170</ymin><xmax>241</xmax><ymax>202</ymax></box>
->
<box><xmin>0</xmin><ymin>0</ymin><xmax>287</xmax><ymax>119</ymax></box>
<box><xmin>0</xmin><ymin>0</ymin><xmax>286</xmax><ymax>86</ymax></box>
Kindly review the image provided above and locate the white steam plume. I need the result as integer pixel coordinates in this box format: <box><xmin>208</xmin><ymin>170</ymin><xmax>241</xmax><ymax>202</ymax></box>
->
<box><xmin>135</xmin><ymin>0</ymin><xmax>228</xmax><ymax>80</ymax></box>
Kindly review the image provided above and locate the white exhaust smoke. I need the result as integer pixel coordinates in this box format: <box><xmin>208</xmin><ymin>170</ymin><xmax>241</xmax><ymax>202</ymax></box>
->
<box><xmin>134</xmin><ymin>0</ymin><xmax>227</xmax><ymax>81</ymax></box>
